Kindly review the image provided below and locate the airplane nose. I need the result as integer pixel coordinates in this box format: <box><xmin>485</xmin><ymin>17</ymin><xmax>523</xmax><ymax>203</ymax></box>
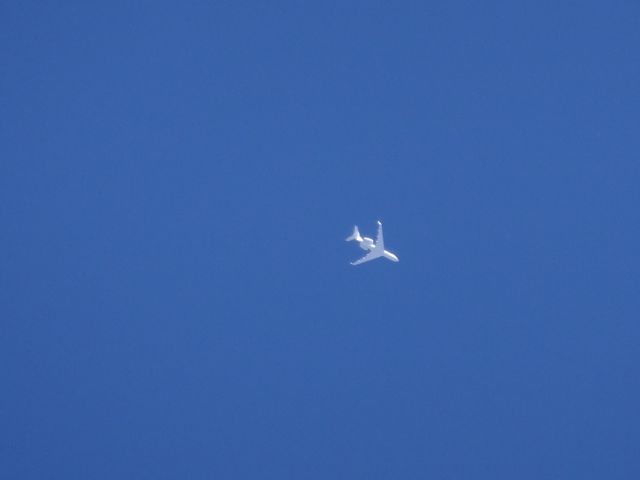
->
<box><xmin>384</xmin><ymin>252</ymin><xmax>399</xmax><ymax>262</ymax></box>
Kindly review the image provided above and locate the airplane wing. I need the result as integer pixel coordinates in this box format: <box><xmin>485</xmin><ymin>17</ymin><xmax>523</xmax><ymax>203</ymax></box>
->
<box><xmin>375</xmin><ymin>221</ymin><xmax>384</xmax><ymax>250</ymax></box>
<box><xmin>351</xmin><ymin>222</ymin><xmax>385</xmax><ymax>265</ymax></box>
<box><xmin>351</xmin><ymin>248</ymin><xmax>384</xmax><ymax>266</ymax></box>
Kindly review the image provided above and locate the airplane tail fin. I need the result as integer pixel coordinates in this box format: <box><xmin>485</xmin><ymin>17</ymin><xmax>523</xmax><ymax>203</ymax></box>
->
<box><xmin>345</xmin><ymin>226</ymin><xmax>362</xmax><ymax>242</ymax></box>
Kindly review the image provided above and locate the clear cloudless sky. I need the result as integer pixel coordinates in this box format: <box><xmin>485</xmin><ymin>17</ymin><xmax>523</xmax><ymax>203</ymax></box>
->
<box><xmin>2</xmin><ymin>2</ymin><xmax>639</xmax><ymax>479</ymax></box>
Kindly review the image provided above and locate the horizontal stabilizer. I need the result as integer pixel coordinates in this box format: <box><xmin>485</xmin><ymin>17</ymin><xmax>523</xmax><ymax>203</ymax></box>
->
<box><xmin>345</xmin><ymin>226</ymin><xmax>362</xmax><ymax>242</ymax></box>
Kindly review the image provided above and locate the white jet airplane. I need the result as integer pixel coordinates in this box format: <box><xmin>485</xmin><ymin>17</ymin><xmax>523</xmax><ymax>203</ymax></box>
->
<box><xmin>345</xmin><ymin>220</ymin><xmax>399</xmax><ymax>266</ymax></box>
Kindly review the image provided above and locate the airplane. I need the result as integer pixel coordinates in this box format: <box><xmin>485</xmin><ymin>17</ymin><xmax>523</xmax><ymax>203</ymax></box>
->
<box><xmin>345</xmin><ymin>220</ymin><xmax>399</xmax><ymax>266</ymax></box>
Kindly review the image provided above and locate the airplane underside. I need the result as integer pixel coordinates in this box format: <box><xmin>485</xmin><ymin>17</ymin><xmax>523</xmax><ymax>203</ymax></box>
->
<box><xmin>345</xmin><ymin>221</ymin><xmax>399</xmax><ymax>265</ymax></box>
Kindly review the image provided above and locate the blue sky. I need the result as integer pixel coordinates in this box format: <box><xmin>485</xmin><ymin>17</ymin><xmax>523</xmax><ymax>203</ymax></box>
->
<box><xmin>2</xmin><ymin>2</ymin><xmax>640</xmax><ymax>478</ymax></box>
